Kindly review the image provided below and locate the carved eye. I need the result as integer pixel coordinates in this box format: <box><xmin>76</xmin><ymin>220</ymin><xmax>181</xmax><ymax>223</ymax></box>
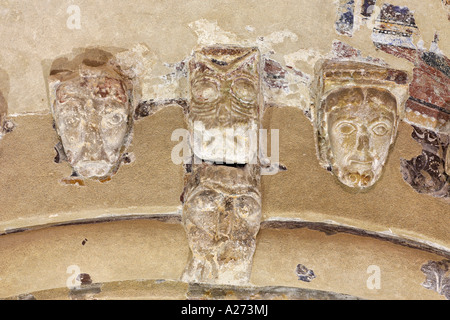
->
<box><xmin>231</xmin><ymin>78</ymin><xmax>257</xmax><ymax>104</ymax></box>
<box><xmin>191</xmin><ymin>79</ymin><xmax>220</xmax><ymax>103</ymax></box>
<box><xmin>104</xmin><ymin>112</ymin><xmax>126</xmax><ymax>127</ymax></box>
<box><xmin>372</xmin><ymin>123</ymin><xmax>390</xmax><ymax>136</ymax></box>
<box><xmin>336</xmin><ymin>122</ymin><xmax>356</xmax><ymax>135</ymax></box>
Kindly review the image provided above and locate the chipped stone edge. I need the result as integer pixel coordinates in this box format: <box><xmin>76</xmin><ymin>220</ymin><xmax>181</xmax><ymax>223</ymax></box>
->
<box><xmin>261</xmin><ymin>217</ymin><xmax>450</xmax><ymax>259</ymax></box>
<box><xmin>1</xmin><ymin>213</ymin><xmax>448</xmax><ymax>260</ymax></box>
<box><xmin>2</xmin><ymin>279</ymin><xmax>364</xmax><ymax>300</ymax></box>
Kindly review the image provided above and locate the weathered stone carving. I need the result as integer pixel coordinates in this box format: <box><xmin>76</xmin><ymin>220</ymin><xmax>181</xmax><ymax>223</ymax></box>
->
<box><xmin>312</xmin><ymin>60</ymin><xmax>409</xmax><ymax>188</ymax></box>
<box><xmin>180</xmin><ymin>46</ymin><xmax>264</xmax><ymax>285</ymax></box>
<box><xmin>188</xmin><ymin>46</ymin><xmax>261</xmax><ymax>164</ymax></box>
<box><xmin>0</xmin><ymin>90</ymin><xmax>13</xmax><ymax>140</ymax></box>
<box><xmin>401</xmin><ymin>126</ymin><xmax>449</xmax><ymax>198</ymax></box>
<box><xmin>181</xmin><ymin>163</ymin><xmax>261</xmax><ymax>285</ymax></box>
<box><xmin>48</xmin><ymin>57</ymin><xmax>136</xmax><ymax>183</ymax></box>
<box><xmin>421</xmin><ymin>259</ymin><xmax>450</xmax><ymax>300</ymax></box>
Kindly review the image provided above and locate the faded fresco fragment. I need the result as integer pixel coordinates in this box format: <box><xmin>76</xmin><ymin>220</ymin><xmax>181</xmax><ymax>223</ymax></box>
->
<box><xmin>421</xmin><ymin>259</ymin><xmax>450</xmax><ymax>300</ymax></box>
<box><xmin>335</xmin><ymin>0</ymin><xmax>355</xmax><ymax>37</ymax></box>
<box><xmin>401</xmin><ymin>126</ymin><xmax>449</xmax><ymax>199</ymax></box>
<box><xmin>370</xmin><ymin>3</ymin><xmax>450</xmax><ymax>198</ymax></box>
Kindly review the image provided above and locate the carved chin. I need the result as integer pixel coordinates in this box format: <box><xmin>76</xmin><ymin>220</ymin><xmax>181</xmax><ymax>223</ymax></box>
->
<box><xmin>74</xmin><ymin>160</ymin><xmax>114</xmax><ymax>178</ymax></box>
<box><xmin>339</xmin><ymin>171</ymin><xmax>376</xmax><ymax>188</ymax></box>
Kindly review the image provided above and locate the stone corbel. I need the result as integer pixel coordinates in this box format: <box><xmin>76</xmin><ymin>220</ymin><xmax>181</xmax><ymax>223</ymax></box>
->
<box><xmin>311</xmin><ymin>59</ymin><xmax>410</xmax><ymax>189</ymax></box>
<box><xmin>181</xmin><ymin>45</ymin><xmax>264</xmax><ymax>285</ymax></box>
<box><xmin>47</xmin><ymin>49</ymin><xmax>139</xmax><ymax>185</ymax></box>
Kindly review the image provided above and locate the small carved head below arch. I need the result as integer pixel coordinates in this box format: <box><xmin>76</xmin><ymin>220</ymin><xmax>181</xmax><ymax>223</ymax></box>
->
<box><xmin>313</xmin><ymin>60</ymin><xmax>410</xmax><ymax>189</ymax></box>
<box><xmin>48</xmin><ymin>59</ymin><xmax>135</xmax><ymax>182</ymax></box>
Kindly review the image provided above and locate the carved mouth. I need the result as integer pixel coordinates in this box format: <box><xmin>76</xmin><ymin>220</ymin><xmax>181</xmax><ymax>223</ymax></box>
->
<box><xmin>349</xmin><ymin>160</ymin><xmax>373</xmax><ymax>168</ymax></box>
<box><xmin>342</xmin><ymin>171</ymin><xmax>375</xmax><ymax>188</ymax></box>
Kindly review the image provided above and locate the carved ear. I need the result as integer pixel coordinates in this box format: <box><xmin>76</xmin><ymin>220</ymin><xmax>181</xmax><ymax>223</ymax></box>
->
<box><xmin>47</xmin><ymin>74</ymin><xmax>65</xmax><ymax>113</ymax></box>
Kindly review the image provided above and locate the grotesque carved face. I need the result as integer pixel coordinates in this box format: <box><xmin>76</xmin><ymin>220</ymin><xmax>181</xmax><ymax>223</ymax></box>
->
<box><xmin>51</xmin><ymin>68</ymin><xmax>133</xmax><ymax>180</ymax></box>
<box><xmin>322</xmin><ymin>87</ymin><xmax>398</xmax><ymax>188</ymax></box>
<box><xmin>182</xmin><ymin>164</ymin><xmax>261</xmax><ymax>284</ymax></box>
<box><xmin>189</xmin><ymin>47</ymin><xmax>261</xmax><ymax>164</ymax></box>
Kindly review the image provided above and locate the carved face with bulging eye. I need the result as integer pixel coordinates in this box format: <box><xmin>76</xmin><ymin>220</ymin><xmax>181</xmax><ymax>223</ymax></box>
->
<box><xmin>324</xmin><ymin>87</ymin><xmax>398</xmax><ymax>188</ymax></box>
<box><xmin>189</xmin><ymin>47</ymin><xmax>261</xmax><ymax>164</ymax></box>
<box><xmin>52</xmin><ymin>75</ymin><xmax>133</xmax><ymax>180</ymax></box>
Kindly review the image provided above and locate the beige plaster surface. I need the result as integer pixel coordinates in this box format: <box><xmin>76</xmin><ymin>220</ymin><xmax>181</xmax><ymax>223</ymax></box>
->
<box><xmin>0</xmin><ymin>107</ymin><xmax>186</xmax><ymax>232</ymax></box>
<box><xmin>261</xmin><ymin>107</ymin><xmax>449</xmax><ymax>251</ymax></box>
<box><xmin>0</xmin><ymin>0</ymin><xmax>448</xmax><ymax>301</ymax></box>
<box><xmin>251</xmin><ymin>227</ymin><xmax>447</xmax><ymax>300</ymax></box>
<box><xmin>0</xmin><ymin>0</ymin><xmax>448</xmax><ymax>115</ymax></box>
<box><xmin>1</xmin><ymin>106</ymin><xmax>447</xmax><ymax>253</ymax></box>
<box><xmin>0</xmin><ymin>219</ymin><xmax>446</xmax><ymax>300</ymax></box>
<box><xmin>0</xmin><ymin>220</ymin><xmax>190</xmax><ymax>298</ymax></box>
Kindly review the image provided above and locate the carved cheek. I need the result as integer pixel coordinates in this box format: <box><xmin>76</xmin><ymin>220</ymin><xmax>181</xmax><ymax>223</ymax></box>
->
<box><xmin>190</xmin><ymin>78</ymin><xmax>220</xmax><ymax>121</ymax></box>
<box><xmin>55</xmin><ymin>107</ymin><xmax>84</xmax><ymax>159</ymax></box>
<box><xmin>100</xmin><ymin>109</ymin><xmax>130</xmax><ymax>158</ymax></box>
<box><xmin>329</xmin><ymin>121</ymin><xmax>358</xmax><ymax>163</ymax></box>
<box><xmin>234</xmin><ymin>195</ymin><xmax>261</xmax><ymax>227</ymax></box>
<box><xmin>184</xmin><ymin>190</ymin><xmax>223</xmax><ymax>234</ymax></box>
<box><xmin>369</xmin><ymin>122</ymin><xmax>394</xmax><ymax>161</ymax></box>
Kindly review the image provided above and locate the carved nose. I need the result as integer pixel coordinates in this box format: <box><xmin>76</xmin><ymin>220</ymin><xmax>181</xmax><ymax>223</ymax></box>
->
<box><xmin>83</xmin><ymin>123</ymin><xmax>102</xmax><ymax>159</ymax></box>
<box><xmin>357</xmin><ymin>134</ymin><xmax>370</xmax><ymax>152</ymax></box>
<box><xmin>216</xmin><ymin>100</ymin><xmax>231</xmax><ymax>124</ymax></box>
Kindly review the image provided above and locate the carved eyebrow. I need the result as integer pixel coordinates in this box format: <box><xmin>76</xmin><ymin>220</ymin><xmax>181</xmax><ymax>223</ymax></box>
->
<box><xmin>184</xmin><ymin>187</ymin><xmax>223</xmax><ymax>205</ymax></box>
<box><xmin>57</xmin><ymin>96</ymin><xmax>85</xmax><ymax>105</ymax></box>
<box><xmin>368</xmin><ymin>116</ymin><xmax>394</xmax><ymax>126</ymax></box>
<box><xmin>330</xmin><ymin>115</ymin><xmax>358</xmax><ymax>123</ymax></box>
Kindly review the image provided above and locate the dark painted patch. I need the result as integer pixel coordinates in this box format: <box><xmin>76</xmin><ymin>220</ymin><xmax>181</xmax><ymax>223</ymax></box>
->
<box><xmin>135</xmin><ymin>99</ymin><xmax>188</xmax><ymax>119</ymax></box>
<box><xmin>335</xmin><ymin>0</ymin><xmax>355</xmax><ymax>36</ymax></box>
<box><xmin>263</xmin><ymin>59</ymin><xmax>287</xmax><ymax>90</ymax></box>
<box><xmin>400</xmin><ymin>126</ymin><xmax>449</xmax><ymax>198</ymax></box>
<box><xmin>77</xmin><ymin>273</ymin><xmax>93</xmax><ymax>286</ymax></box>
<box><xmin>361</xmin><ymin>0</ymin><xmax>377</xmax><ymax>18</ymax></box>
<box><xmin>421</xmin><ymin>259</ymin><xmax>450</xmax><ymax>300</ymax></box>
<box><xmin>82</xmin><ymin>238</ymin><xmax>88</xmax><ymax>246</ymax></box>
<box><xmin>378</xmin><ymin>4</ymin><xmax>416</xmax><ymax>27</ymax></box>
<box><xmin>422</xmin><ymin>51</ymin><xmax>450</xmax><ymax>78</ymax></box>
<box><xmin>211</xmin><ymin>58</ymin><xmax>228</xmax><ymax>66</ymax></box>
<box><xmin>296</xmin><ymin>264</ymin><xmax>316</xmax><ymax>282</ymax></box>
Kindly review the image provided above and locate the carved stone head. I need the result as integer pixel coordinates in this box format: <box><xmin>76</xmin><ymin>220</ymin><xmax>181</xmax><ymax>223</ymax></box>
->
<box><xmin>48</xmin><ymin>62</ymin><xmax>135</xmax><ymax>181</ymax></box>
<box><xmin>181</xmin><ymin>164</ymin><xmax>261</xmax><ymax>284</ymax></box>
<box><xmin>313</xmin><ymin>60</ymin><xmax>409</xmax><ymax>188</ymax></box>
<box><xmin>188</xmin><ymin>46</ymin><xmax>261</xmax><ymax>164</ymax></box>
